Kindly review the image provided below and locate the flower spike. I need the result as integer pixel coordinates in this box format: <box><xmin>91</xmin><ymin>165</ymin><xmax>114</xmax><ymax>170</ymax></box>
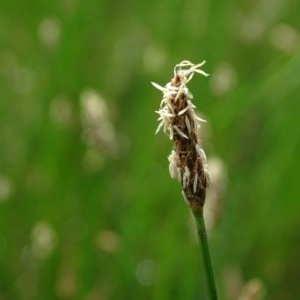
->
<box><xmin>152</xmin><ymin>60</ymin><xmax>211</xmax><ymax>207</ymax></box>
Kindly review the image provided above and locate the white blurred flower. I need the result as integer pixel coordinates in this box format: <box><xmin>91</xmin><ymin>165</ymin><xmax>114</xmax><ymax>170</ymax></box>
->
<box><xmin>80</xmin><ymin>89</ymin><xmax>118</xmax><ymax>171</ymax></box>
<box><xmin>269</xmin><ymin>23</ymin><xmax>300</xmax><ymax>55</ymax></box>
<box><xmin>31</xmin><ymin>222</ymin><xmax>57</xmax><ymax>258</ymax></box>
<box><xmin>135</xmin><ymin>259</ymin><xmax>158</xmax><ymax>286</ymax></box>
<box><xmin>38</xmin><ymin>18</ymin><xmax>61</xmax><ymax>48</ymax></box>
<box><xmin>210</xmin><ymin>63</ymin><xmax>237</xmax><ymax>97</ymax></box>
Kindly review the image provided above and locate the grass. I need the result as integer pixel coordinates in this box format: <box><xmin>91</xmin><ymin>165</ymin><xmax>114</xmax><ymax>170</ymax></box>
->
<box><xmin>1</xmin><ymin>0</ymin><xmax>300</xmax><ymax>299</ymax></box>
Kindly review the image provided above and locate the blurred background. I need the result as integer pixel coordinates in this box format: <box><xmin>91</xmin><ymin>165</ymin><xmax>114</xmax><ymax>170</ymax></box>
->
<box><xmin>1</xmin><ymin>0</ymin><xmax>300</xmax><ymax>299</ymax></box>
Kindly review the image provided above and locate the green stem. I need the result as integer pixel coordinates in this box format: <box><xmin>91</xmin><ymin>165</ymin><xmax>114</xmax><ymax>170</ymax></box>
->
<box><xmin>193</xmin><ymin>207</ymin><xmax>218</xmax><ymax>300</ymax></box>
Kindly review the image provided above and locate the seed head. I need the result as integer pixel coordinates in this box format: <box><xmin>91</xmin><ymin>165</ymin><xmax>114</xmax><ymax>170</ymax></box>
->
<box><xmin>152</xmin><ymin>60</ymin><xmax>211</xmax><ymax>208</ymax></box>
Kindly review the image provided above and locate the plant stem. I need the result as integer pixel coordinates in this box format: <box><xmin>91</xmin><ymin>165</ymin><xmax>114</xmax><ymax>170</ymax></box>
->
<box><xmin>192</xmin><ymin>207</ymin><xmax>218</xmax><ymax>300</ymax></box>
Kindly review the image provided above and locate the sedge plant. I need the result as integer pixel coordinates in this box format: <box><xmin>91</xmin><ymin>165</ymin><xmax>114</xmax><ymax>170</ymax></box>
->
<box><xmin>152</xmin><ymin>61</ymin><xmax>218</xmax><ymax>300</ymax></box>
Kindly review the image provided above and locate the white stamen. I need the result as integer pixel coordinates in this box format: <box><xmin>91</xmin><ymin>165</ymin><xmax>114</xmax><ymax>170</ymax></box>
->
<box><xmin>204</xmin><ymin>167</ymin><xmax>212</xmax><ymax>184</ymax></box>
<box><xmin>187</xmin><ymin>100</ymin><xmax>196</xmax><ymax>109</ymax></box>
<box><xmin>169</xmin><ymin>165</ymin><xmax>176</xmax><ymax>178</ymax></box>
<box><xmin>195</xmin><ymin>114</ymin><xmax>207</xmax><ymax>122</ymax></box>
<box><xmin>168</xmin><ymin>151</ymin><xmax>177</xmax><ymax>178</ymax></box>
<box><xmin>181</xmin><ymin>190</ymin><xmax>190</xmax><ymax>206</ymax></box>
<box><xmin>174</xmin><ymin>125</ymin><xmax>189</xmax><ymax>139</ymax></box>
<box><xmin>176</xmin><ymin>167</ymin><xmax>182</xmax><ymax>183</ymax></box>
<box><xmin>187</xmin><ymin>91</ymin><xmax>193</xmax><ymax>99</ymax></box>
<box><xmin>195</xmin><ymin>144</ymin><xmax>207</xmax><ymax>162</ymax></box>
<box><xmin>166</xmin><ymin>103</ymin><xmax>175</xmax><ymax>114</ymax></box>
<box><xmin>165</xmin><ymin>82</ymin><xmax>178</xmax><ymax>91</ymax></box>
<box><xmin>151</xmin><ymin>82</ymin><xmax>167</xmax><ymax>93</ymax></box>
<box><xmin>193</xmin><ymin>173</ymin><xmax>198</xmax><ymax>193</ymax></box>
<box><xmin>155</xmin><ymin>121</ymin><xmax>164</xmax><ymax>134</ymax></box>
<box><xmin>156</xmin><ymin>110</ymin><xmax>174</xmax><ymax>118</ymax></box>
<box><xmin>163</xmin><ymin>123</ymin><xmax>168</xmax><ymax>134</ymax></box>
<box><xmin>178</xmin><ymin>106</ymin><xmax>189</xmax><ymax>116</ymax></box>
<box><xmin>185</xmin><ymin>116</ymin><xmax>191</xmax><ymax>134</ymax></box>
<box><xmin>175</xmin><ymin>61</ymin><xmax>209</xmax><ymax>83</ymax></box>
<box><xmin>194</xmin><ymin>69</ymin><xmax>209</xmax><ymax>77</ymax></box>
<box><xmin>169</xmin><ymin>127</ymin><xmax>173</xmax><ymax>140</ymax></box>
<box><xmin>175</xmin><ymin>83</ymin><xmax>185</xmax><ymax>101</ymax></box>
<box><xmin>182</xmin><ymin>166</ymin><xmax>190</xmax><ymax>189</ymax></box>
<box><xmin>182</xmin><ymin>87</ymin><xmax>189</xmax><ymax>95</ymax></box>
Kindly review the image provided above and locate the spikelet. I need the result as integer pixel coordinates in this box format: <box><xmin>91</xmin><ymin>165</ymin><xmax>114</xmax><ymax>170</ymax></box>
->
<box><xmin>152</xmin><ymin>60</ymin><xmax>211</xmax><ymax>207</ymax></box>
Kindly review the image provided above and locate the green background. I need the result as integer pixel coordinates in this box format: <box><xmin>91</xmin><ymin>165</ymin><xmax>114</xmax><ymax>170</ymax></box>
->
<box><xmin>1</xmin><ymin>0</ymin><xmax>300</xmax><ymax>299</ymax></box>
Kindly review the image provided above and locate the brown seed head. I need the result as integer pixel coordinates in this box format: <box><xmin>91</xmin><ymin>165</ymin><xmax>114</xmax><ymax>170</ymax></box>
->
<box><xmin>152</xmin><ymin>61</ymin><xmax>211</xmax><ymax>208</ymax></box>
